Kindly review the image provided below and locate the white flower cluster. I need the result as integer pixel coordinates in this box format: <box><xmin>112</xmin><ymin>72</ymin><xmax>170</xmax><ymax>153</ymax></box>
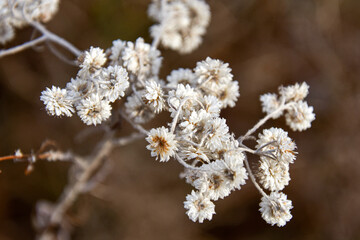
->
<box><xmin>0</xmin><ymin>0</ymin><xmax>59</xmax><ymax>44</ymax></box>
<box><xmin>41</xmin><ymin>47</ymin><xmax>130</xmax><ymax>125</ymax></box>
<box><xmin>148</xmin><ymin>0</ymin><xmax>210</xmax><ymax>54</ymax></box>
<box><xmin>41</xmin><ymin>37</ymin><xmax>166</xmax><ymax>125</ymax></box>
<box><xmin>34</xmin><ymin>0</ymin><xmax>315</xmax><ymax>228</ymax></box>
<box><xmin>260</xmin><ymin>82</ymin><xmax>315</xmax><ymax>131</ymax></box>
<box><xmin>254</xmin><ymin>83</ymin><xmax>315</xmax><ymax>226</ymax></box>
<box><xmin>138</xmin><ymin>58</ymin><xmax>246</xmax><ymax>223</ymax></box>
<box><xmin>254</xmin><ymin>127</ymin><xmax>295</xmax><ymax>226</ymax></box>
<box><xmin>256</xmin><ymin>127</ymin><xmax>295</xmax><ymax>192</ymax></box>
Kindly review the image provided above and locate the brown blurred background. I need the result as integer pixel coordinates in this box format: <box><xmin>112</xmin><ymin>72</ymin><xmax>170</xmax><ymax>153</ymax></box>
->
<box><xmin>0</xmin><ymin>0</ymin><xmax>360</xmax><ymax>239</ymax></box>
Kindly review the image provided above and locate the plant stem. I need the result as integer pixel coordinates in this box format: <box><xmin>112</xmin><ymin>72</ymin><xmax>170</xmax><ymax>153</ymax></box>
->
<box><xmin>243</xmin><ymin>101</ymin><xmax>294</xmax><ymax>138</ymax></box>
<box><xmin>31</xmin><ymin>22</ymin><xmax>81</xmax><ymax>57</ymax></box>
<box><xmin>243</xmin><ymin>154</ymin><xmax>268</xmax><ymax>198</ymax></box>
<box><xmin>0</xmin><ymin>36</ymin><xmax>46</xmax><ymax>58</ymax></box>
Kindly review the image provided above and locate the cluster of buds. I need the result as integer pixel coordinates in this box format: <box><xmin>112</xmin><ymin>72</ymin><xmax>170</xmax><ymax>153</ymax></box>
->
<box><xmin>0</xmin><ymin>0</ymin><xmax>60</xmax><ymax>44</ymax></box>
<box><xmin>247</xmin><ymin>82</ymin><xmax>314</xmax><ymax>226</ymax></box>
<box><xmin>40</xmin><ymin>37</ymin><xmax>163</xmax><ymax>126</ymax></box>
<box><xmin>148</xmin><ymin>0</ymin><xmax>210</xmax><ymax>53</ymax></box>
<box><xmin>142</xmin><ymin>58</ymin><xmax>245</xmax><ymax>223</ymax></box>
<box><xmin>40</xmin><ymin>47</ymin><xmax>130</xmax><ymax>125</ymax></box>
<box><xmin>260</xmin><ymin>82</ymin><xmax>315</xmax><ymax>131</ymax></box>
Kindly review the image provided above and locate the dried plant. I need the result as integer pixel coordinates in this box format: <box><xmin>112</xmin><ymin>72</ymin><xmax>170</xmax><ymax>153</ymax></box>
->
<box><xmin>0</xmin><ymin>0</ymin><xmax>315</xmax><ymax>239</ymax></box>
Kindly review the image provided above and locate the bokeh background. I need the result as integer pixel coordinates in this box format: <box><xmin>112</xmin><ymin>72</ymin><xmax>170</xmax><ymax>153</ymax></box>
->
<box><xmin>1</xmin><ymin>0</ymin><xmax>360</xmax><ymax>239</ymax></box>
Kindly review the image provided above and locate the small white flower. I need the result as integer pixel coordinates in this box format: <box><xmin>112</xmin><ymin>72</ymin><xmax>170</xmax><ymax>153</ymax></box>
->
<box><xmin>147</xmin><ymin>0</ymin><xmax>163</xmax><ymax>22</ymax></box>
<box><xmin>3</xmin><ymin>0</ymin><xmax>60</xmax><ymax>28</ymax></box>
<box><xmin>40</xmin><ymin>86</ymin><xmax>74</xmax><ymax>117</ymax></box>
<box><xmin>76</xmin><ymin>94</ymin><xmax>112</xmax><ymax>126</ymax></box>
<box><xmin>29</xmin><ymin>0</ymin><xmax>60</xmax><ymax>23</ymax></box>
<box><xmin>78</xmin><ymin>47</ymin><xmax>107</xmax><ymax>77</ymax></box>
<box><xmin>166</xmin><ymin>68</ymin><xmax>196</xmax><ymax>88</ymax></box>
<box><xmin>122</xmin><ymin>37</ymin><xmax>162</xmax><ymax>77</ymax></box>
<box><xmin>200</xmin><ymin>160</ymin><xmax>232</xmax><ymax>200</ymax></box>
<box><xmin>179</xmin><ymin>109</ymin><xmax>211</xmax><ymax>137</ymax></box>
<box><xmin>179</xmin><ymin>27</ymin><xmax>203</xmax><ymax>54</ymax></box>
<box><xmin>204</xmin><ymin>118</ymin><xmax>230</xmax><ymax>151</ymax></box>
<box><xmin>256</xmin><ymin>127</ymin><xmax>297</xmax><ymax>164</ymax></box>
<box><xmin>259</xmin><ymin>192</ymin><xmax>293</xmax><ymax>227</ymax></box>
<box><xmin>144</xmin><ymin>79</ymin><xmax>165</xmax><ymax>113</ymax></box>
<box><xmin>203</xmin><ymin>95</ymin><xmax>222</xmax><ymax>117</ymax></box>
<box><xmin>108</xmin><ymin>39</ymin><xmax>126</xmax><ymax>64</ymax></box>
<box><xmin>99</xmin><ymin>65</ymin><xmax>129</xmax><ymax>102</ymax></box>
<box><xmin>168</xmin><ymin>84</ymin><xmax>199</xmax><ymax>118</ymax></box>
<box><xmin>151</xmin><ymin>24</ymin><xmax>183</xmax><ymax>50</ymax></box>
<box><xmin>148</xmin><ymin>0</ymin><xmax>210</xmax><ymax>54</ymax></box>
<box><xmin>195</xmin><ymin>57</ymin><xmax>233</xmax><ymax>88</ymax></box>
<box><xmin>285</xmin><ymin>101</ymin><xmax>315</xmax><ymax>131</ymax></box>
<box><xmin>279</xmin><ymin>82</ymin><xmax>309</xmax><ymax>102</ymax></box>
<box><xmin>223</xmin><ymin>150</ymin><xmax>248</xmax><ymax>190</ymax></box>
<box><xmin>187</xmin><ymin>0</ymin><xmax>211</xmax><ymax>28</ymax></box>
<box><xmin>260</xmin><ymin>93</ymin><xmax>283</xmax><ymax>119</ymax></box>
<box><xmin>216</xmin><ymin>80</ymin><xmax>240</xmax><ymax>108</ymax></box>
<box><xmin>146</xmin><ymin>127</ymin><xmax>178</xmax><ymax>162</ymax></box>
<box><xmin>184</xmin><ymin>190</ymin><xmax>215</xmax><ymax>223</ymax></box>
<box><xmin>66</xmin><ymin>77</ymin><xmax>92</xmax><ymax>100</ymax></box>
<box><xmin>257</xmin><ymin>158</ymin><xmax>290</xmax><ymax>191</ymax></box>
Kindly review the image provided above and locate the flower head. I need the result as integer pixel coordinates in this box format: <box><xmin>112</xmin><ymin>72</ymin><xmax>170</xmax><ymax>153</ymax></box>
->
<box><xmin>259</xmin><ymin>192</ymin><xmax>293</xmax><ymax>227</ymax></box>
<box><xmin>256</xmin><ymin>127</ymin><xmax>297</xmax><ymax>164</ymax></box>
<box><xmin>285</xmin><ymin>101</ymin><xmax>315</xmax><ymax>131</ymax></box>
<box><xmin>260</xmin><ymin>93</ymin><xmax>282</xmax><ymax>119</ymax></box>
<box><xmin>146</xmin><ymin>127</ymin><xmax>178</xmax><ymax>162</ymax></box>
<box><xmin>76</xmin><ymin>94</ymin><xmax>111</xmax><ymax>126</ymax></box>
<box><xmin>184</xmin><ymin>190</ymin><xmax>215</xmax><ymax>223</ymax></box>
<box><xmin>257</xmin><ymin>158</ymin><xmax>290</xmax><ymax>191</ymax></box>
<box><xmin>66</xmin><ymin>77</ymin><xmax>92</xmax><ymax>100</ymax></box>
<box><xmin>122</xmin><ymin>37</ymin><xmax>162</xmax><ymax>77</ymax></box>
<box><xmin>40</xmin><ymin>86</ymin><xmax>74</xmax><ymax>117</ymax></box>
<box><xmin>108</xmin><ymin>39</ymin><xmax>126</xmax><ymax>65</ymax></box>
<box><xmin>99</xmin><ymin>65</ymin><xmax>129</xmax><ymax>103</ymax></box>
<box><xmin>199</xmin><ymin>161</ymin><xmax>232</xmax><ymax>200</ymax></box>
<box><xmin>166</xmin><ymin>68</ymin><xmax>196</xmax><ymax>88</ymax></box>
<box><xmin>144</xmin><ymin>79</ymin><xmax>165</xmax><ymax>113</ymax></box>
<box><xmin>279</xmin><ymin>82</ymin><xmax>309</xmax><ymax>102</ymax></box>
<box><xmin>148</xmin><ymin>0</ymin><xmax>210</xmax><ymax>54</ymax></box>
<box><xmin>78</xmin><ymin>47</ymin><xmax>107</xmax><ymax>77</ymax></box>
<box><xmin>204</xmin><ymin>118</ymin><xmax>230</xmax><ymax>151</ymax></box>
<box><xmin>195</xmin><ymin>57</ymin><xmax>233</xmax><ymax>88</ymax></box>
<box><xmin>223</xmin><ymin>150</ymin><xmax>248</xmax><ymax>190</ymax></box>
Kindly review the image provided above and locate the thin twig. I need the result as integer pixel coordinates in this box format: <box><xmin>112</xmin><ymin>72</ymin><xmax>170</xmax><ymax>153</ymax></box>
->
<box><xmin>0</xmin><ymin>36</ymin><xmax>46</xmax><ymax>58</ymax></box>
<box><xmin>119</xmin><ymin>110</ymin><xmax>149</xmax><ymax>135</ymax></box>
<box><xmin>243</xmin><ymin>154</ymin><xmax>268</xmax><ymax>198</ymax></box>
<box><xmin>48</xmin><ymin>137</ymin><xmax>114</xmax><ymax>225</ymax></box>
<box><xmin>243</xmin><ymin>101</ymin><xmax>294</xmax><ymax>139</ymax></box>
<box><xmin>31</xmin><ymin>21</ymin><xmax>81</xmax><ymax>57</ymax></box>
<box><xmin>113</xmin><ymin>132</ymin><xmax>145</xmax><ymax>146</ymax></box>
<box><xmin>46</xmin><ymin>41</ymin><xmax>78</xmax><ymax>66</ymax></box>
<box><xmin>175</xmin><ymin>153</ymin><xmax>201</xmax><ymax>171</ymax></box>
<box><xmin>42</xmin><ymin>132</ymin><xmax>143</xmax><ymax>230</ymax></box>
